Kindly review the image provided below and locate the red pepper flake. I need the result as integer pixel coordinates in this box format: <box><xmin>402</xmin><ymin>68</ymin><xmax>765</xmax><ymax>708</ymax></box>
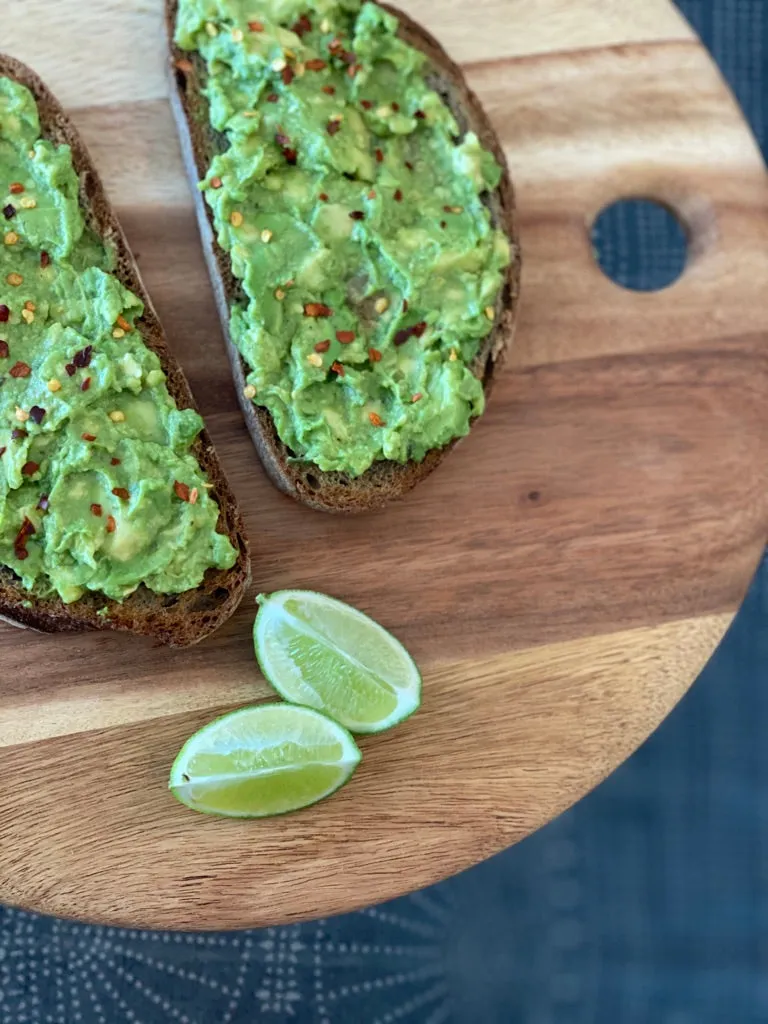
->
<box><xmin>360</xmin><ymin>99</ymin><xmax>373</xmax><ymax>110</ymax></box>
<box><xmin>9</xmin><ymin>182</ymin><xmax>24</xmax><ymax>195</ymax></box>
<box><xmin>414</xmin><ymin>109</ymin><xmax>426</xmax><ymax>120</ymax></box>
<box><xmin>330</xmin><ymin>360</ymin><xmax>345</xmax><ymax>377</ymax></box>
<box><xmin>0</xmin><ymin>305</ymin><xmax>9</xmax><ymax>322</ymax></box>
<box><xmin>80</xmin><ymin>377</ymin><xmax>91</xmax><ymax>392</ymax></box>
<box><xmin>375</xmin><ymin>148</ymin><xmax>383</xmax><ymax>163</ymax></box>
<box><xmin>9</xmin><ymin>361</ymin><xmax>31</xmax><ymax>378</ymax></box>
<box><xmin>0</xmin><ymin>447</ymin><xmax>5</xmax><ymax>458</ymax></box>
<box><xmin>40</xmin><ymin>251</ymin><xmax>50</xmax><ymax>268</ymax></box>
<box><xmin>282</xmin><ymin>147</ymin><xmax>298</xmax><ymax>165</ymax></box>
<box><xmin>11</xmin><ymin>429</ymin><xmax>26</xmax><ymax>440</ymax></box>
<box><xmin>322</xmin><ymin>85</ymin><xmax>336</xmax><ymax>95</ymax></box>
<box><xmin>394</xmin><ymin>321</ymin><xmax>427</xmax><ymax>346</ymax></box>
<box><xmin>369</xmin><ymin>411</ymin><xmax>385</xmax><ymax>427</ymax></box>
<box><xmin>368</xmin><ymin>347</ymin><xmax>382</xmax><ymax>362</ymax></box>
<box><xmin>281</xmin><ymin>65</ymin><xmax>295</xmax><ymax>86</ymax></box>
<box><xmin>349</xmin><ymin>210</ymin><xmax>365</xmax><ymax>221</ymax></box>
<box><xmin>394</xmin><ymin>188</ymin><xmax>403</xmax><ymax>202</ymax></box>
<box><xmin>306</xmin><ymin>58</ymin><xmax>327</xmax><ymax>71</ymax></box>
<box><xmin>110</xmin><ymin>457</ymin><xmax>121</xmax><ymax>466</ymax></box>
<box><xmin>247</xmin><ymin>19</ymin><xmax>264</xmax><ymax>31</ymax></box>
<box><xmin>314</xmin><ymin>339</ymin><xmax>331</xmax><ymax>353</ymax></box>
<box><xmin>266</xmin><ymin>92</ymin><xmax>279</xmax><ymax>103</ymax></box>
<box><xmin>210</xmin><ymin>176</ymin><xmax>223</xmax><ymax>189</ymax></box>
<box><xmin>37</xmin><ymin>494</ymin><xmax>49</xmax><ymax>511</ymax></box>
<box><xmin>14</xmin><ymin>517</ymin><xmax>35</xmax><ymax>560</ymax></box>
<box><xmin>391</xmin><ymin>102</ymin><xmax>400</xmax><ymax>112</ymax></box>
<box><xmin>28</xmin><ymin>405</ymin><xmax>45</xmax><ymax>424</ymax></box>
<box><xmin>326</xmin><ymin>119</ymin><xmax>341</xmax><ymax>136</ymax></box>
<box><xmin>318</xmin><ymin>192</ymin><xmax>329</xmax><ymax>201</ymax></box>
<box><xmin>65</xmin><ymin>363</ymin><xmax>76</xmax><ymax>377</ymax></box>
<box><xmin>412</xmin><ymin>392</ymin><xmax>423</xmax><ymax>402</ymax></box>
<box><xmin>0</xmin><ymin>340</ymin><xmax>8</xmax><ymax>358</ymax></box>
<box><xmin>304</xmin><ymin>302</ymin><xmax>333</xmax><ymax>317</ymax></box>
<box><xmin>405</xmin><ymin>160</ymin><xmax>414</xmax><ymax>170</ymax></box>
<box><xmin>81</xmin><ymin>433</ymin><xmax>96</xmax><ymax>442</ymax></box>
<box><xmin>90</xmin><ymin>503</ymin><xmax>103</xmax><ymax>517</ymax></box>
<box><xmin>112</xmin><ymin>487</ymin><xmax>130</xmax><ymax>500</ymax></box>
<box><xmin>174</xmin><ymin>480</ymin><xmax>191</xmax><ymax>502</ymax></box>
<box><xmin>291</xmin><ymin>13</ymin><xmax>312</xmax><ymax>36</ymax></box>
<box><xmin>328</xmin><ymin>37</ymin><xmax>343</xmax><ymax>53</ymax></box>
<box><xmin>348</xmin><ymin>63</ymin><xmax>361</xmax><ymax>77</ymax></box>
<box><xmin>3</xmin><ymin>205</ymin><xmax>15</xmax><ymax>220</ymax></box>
<box><xmin>341</xmin><ymin>50</ymin><xmax>356</xmax><ymax>65</ymax></box>
<box><xmin>21</xmin><ymin>461</ymin><xmax>39</xmax><ymax>476</ymax></box>
<box><xmin>72</xmin><ymin>345</ymin><xmax>93</xmax><ymax>368</ymax></box>
<box><xmin>336</xmin><ymin>330</ymin><xmax>355</xmax><ymax>344</ymax></box>
<box><xmin>106</xmin><ymin>515</ymin><xmax>117</xmax><ymax>534</ymax></box>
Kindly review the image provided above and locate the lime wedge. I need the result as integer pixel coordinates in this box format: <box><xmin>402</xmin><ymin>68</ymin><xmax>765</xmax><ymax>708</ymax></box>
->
<box><xmin>169</xmin><ymin>704</ymin><xmax>361</xmax><ymax>818</ymax></box>
<box><xmin>254</xmin><ymin>590</ymin><xmax>421</xmax><ymax>734</ymax></box>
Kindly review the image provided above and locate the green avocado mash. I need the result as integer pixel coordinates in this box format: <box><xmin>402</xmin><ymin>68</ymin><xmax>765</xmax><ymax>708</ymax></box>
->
<box><xmin>0</xmin><ymin>77</ymin><xmax>237</xmax><ymax>603</ymax></box>
<box><xmin>176</xmin><ymin>0</ymin><xmax>510</xmax><ymax>477</ymax></box>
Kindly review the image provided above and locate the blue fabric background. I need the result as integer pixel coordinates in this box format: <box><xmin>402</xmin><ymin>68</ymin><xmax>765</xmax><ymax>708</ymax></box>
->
<box><xmin>2</xmin><ymin>2</ymin><xmax>767</xmax><ymax>1020</ymax></box>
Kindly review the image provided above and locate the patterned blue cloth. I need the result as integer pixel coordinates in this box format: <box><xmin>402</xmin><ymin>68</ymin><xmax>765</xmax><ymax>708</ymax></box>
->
<box><xmin>2</xmin><ymin>2</ymin><xmax>767</xmax><ymax>1020</ymax></box>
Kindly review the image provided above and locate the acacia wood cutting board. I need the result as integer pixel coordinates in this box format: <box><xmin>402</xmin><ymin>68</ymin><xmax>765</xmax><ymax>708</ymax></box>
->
<box><xmin>1</xmin><ymin>0</ymin><xmax>768</xmax><ymax>930</ymax></box>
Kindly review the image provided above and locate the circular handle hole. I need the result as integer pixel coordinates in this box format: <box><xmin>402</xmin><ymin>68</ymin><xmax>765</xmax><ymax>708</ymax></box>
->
<box><xmin>591</xmin><ymin>199</ymin><xmax>688</xmax><ymax>292</ymax></box>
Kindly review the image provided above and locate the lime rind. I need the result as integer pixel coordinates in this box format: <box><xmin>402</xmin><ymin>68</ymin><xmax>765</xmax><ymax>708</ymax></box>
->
<box><xmin>254</xmin><ymin>590</ymin><xmax>422</xmax><ymax>734</ymax></box>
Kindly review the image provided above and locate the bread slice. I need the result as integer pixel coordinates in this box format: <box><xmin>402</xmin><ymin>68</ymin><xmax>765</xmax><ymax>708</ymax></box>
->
<box><xmin>0</xmin><ymin>55</ymin><xmax>250</xmax><ymax>646</ymax></box>
<box><xmin>166</xmin><ymin>1</ymin><xmax>521</xmax><ymax>513</ymax></box>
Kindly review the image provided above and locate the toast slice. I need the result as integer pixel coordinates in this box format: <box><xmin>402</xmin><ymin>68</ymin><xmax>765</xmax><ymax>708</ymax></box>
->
<box><xmin>0</xmin><ymin>55</ymin><xmax>250</xmax><ymax>646</ymax></box>
<box><xmin>167</xmin><ymin>1</ymin><xmax>520</xmax><ymax>513</ymax></box>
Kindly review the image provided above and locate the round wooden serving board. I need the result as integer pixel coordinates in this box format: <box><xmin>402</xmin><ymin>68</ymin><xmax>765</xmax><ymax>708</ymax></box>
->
<box><xmin>2</xmin><ymin>0</ymin><xmax>768</xmax><ymax>930</ymax></box>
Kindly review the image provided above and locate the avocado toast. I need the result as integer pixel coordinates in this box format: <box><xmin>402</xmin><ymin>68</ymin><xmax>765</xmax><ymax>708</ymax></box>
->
<box><xmin>0</xmin><ymin>56</ymin><xmax>249</xmax><ymax>645</ymax></box>
<box><xmin>168</xmin><ymin>0</ymin><xmax>520</xmax><ymax>512</ymax></box>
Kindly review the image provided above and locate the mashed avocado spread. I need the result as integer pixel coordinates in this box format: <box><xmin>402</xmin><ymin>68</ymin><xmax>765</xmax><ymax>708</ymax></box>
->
<box><xmin>176</xmin><ymin>0</ymin><xmax>510</xmax><ymax>477</ymax></box>
<box><xmin>0</xmin><ymin>77</ymin><xmax>236</xmax><ymax>603</ymax></box>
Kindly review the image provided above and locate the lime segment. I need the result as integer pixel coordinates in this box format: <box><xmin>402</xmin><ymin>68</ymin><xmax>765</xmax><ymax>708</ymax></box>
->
<box><xmin>169</xmin><ymin>704</ymin><xmax>360</xmax><ymax>818</ymax></box>
<box><xmin>254</xmin><ymin>590</ymin><xmax>422</xmax><ymax>734</ymax></box>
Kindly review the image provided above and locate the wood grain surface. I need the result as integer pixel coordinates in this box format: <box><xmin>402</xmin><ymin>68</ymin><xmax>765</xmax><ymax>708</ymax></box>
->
<box><xmin>2</xmin><ymin>0</ymin><xmax>768</xmax><ymax>930</ymax></box>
